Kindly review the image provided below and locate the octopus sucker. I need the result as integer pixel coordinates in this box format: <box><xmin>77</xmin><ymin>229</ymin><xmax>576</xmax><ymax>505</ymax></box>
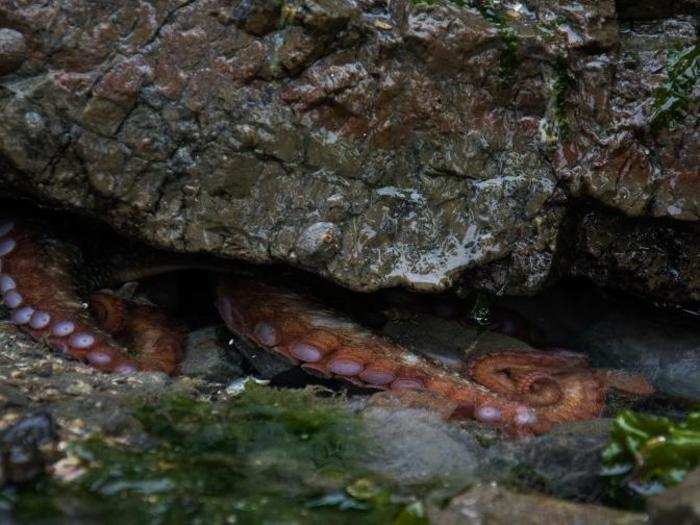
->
<box><xmin>216</xmin><ymin>278</ymin><xmax>654</xmax><ymax>435</ymax></box>
<box><xmin>0</xmin><ymin>218</ymin><xmax>182</xmax><ymax>375</ymax></box>
<box><xmin>0</xmin><ymin>214</ymin><xmax>654</xmax><ymax>436</ymax></box>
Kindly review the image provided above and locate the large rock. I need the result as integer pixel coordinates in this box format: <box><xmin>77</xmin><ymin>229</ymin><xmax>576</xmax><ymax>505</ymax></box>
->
<box><xmin>0</xmin><ymin>0</ymin><xmax>697</xmax><ymax>301</ymax></box>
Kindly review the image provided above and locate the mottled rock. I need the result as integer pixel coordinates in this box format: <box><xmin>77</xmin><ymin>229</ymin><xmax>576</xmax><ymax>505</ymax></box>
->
<box><xmin>0</xmin><ymin>0</ymin><xmax>696</xmax><ymax>302</ymax></box>
<box><xmin>649</xmin><ymin>468</ymin><xmax>700</xmax><ymax>525</ymax></box>
<box><xmin>0</xmin><ymin>29</ymin><xmax>26</xmax><ymax>76</ymax></box>
<box><xmin>429</xmin><ymin>483</ymin><xmax>646</xmax><ymax>525</ymax></box>
<box><xmin>1</xmin><ymin>412</ymin><xmax>55</xmax><ymax>485</ymax></box>
<box><xmin>484</xmin><ymin>419</ymin><xmax>613</xmax><ymax>501</ymax></box>
<box><xmin>570</xmin><ymin>209</ymin><xmax>700</xmax><ymax>304</ymax></box>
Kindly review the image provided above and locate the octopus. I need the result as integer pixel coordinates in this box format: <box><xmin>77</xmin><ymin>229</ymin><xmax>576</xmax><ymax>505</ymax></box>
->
<box><xmin>0</xmin><ymin>216</ymin><xmax>653</xmax><ymax>436</ymax></box>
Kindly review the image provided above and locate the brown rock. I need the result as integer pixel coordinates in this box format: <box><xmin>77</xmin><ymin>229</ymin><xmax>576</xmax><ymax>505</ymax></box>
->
<box><xmin>0</xmin><ymin>0</ymin><xmax>697</xmax><ymax>303</ymax></box>
<box><xmin>430</xmin><ymin>483</ymin><xmax>647</xmax><ymax>525</ymax></box>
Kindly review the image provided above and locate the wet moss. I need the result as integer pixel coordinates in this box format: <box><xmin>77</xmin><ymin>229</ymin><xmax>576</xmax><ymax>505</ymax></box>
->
<box><xmin>649</xmin><ymin>43</ymin><xmax>699</xmax><ymax>134</ymax></box>
<box><xmin>2</xmin><ymin>384</ymin><xmax>428</xmax><ymax>524</ymax></box>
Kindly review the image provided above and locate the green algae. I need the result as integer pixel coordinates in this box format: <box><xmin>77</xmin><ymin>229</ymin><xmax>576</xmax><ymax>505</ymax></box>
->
<box><xmin>471</xmin><ymin>0</ymin><xmax>519</xmax><ymax>83</ymax></box>
<box><xmin>552</xmin><ymin>56</ymin><xmax>575</xmax><ymax>140</ymax></box>
<box><xmin>649</xmin><ymin>43</ymin><xmax>699</xmax><ymax>134</ymax></box>
<box><xmin>601</xmin><ymin>408</ymin><xmax>700</xmax><ymax>508</ymax></box>
<box><xmin>3</xmin><ymin>384</ymin><xmax>428</xmax><ymax>524</ymax></box>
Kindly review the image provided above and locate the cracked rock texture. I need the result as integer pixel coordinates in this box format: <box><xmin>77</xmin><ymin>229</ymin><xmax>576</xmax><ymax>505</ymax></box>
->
<box><xmin>0</xmin><ymin>0</ymin><xmax>697</xmax><ymax>301</ymax></box>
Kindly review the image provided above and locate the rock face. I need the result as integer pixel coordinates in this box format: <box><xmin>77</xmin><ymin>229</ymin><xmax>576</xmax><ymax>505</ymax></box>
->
<box><xmin>0</xmin><ymin>0</ymin><xmax>697</xmax><ymax>300</ymax></box>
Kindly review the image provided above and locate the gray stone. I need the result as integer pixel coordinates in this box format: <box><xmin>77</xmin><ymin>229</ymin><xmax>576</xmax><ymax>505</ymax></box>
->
<box><xmin>362</xmin><ymin>407</ymin><xmax>482</xmax><ymax>487</ymax></box>
<box><xmin>483</xmin><ymin>419</ymin><xmax>614</xmax><ymax>501</ymax></box>
<box><xmin>181</xmin><ymin>326</ymin><xmax>245</xmax><ymax>382</ymax></box>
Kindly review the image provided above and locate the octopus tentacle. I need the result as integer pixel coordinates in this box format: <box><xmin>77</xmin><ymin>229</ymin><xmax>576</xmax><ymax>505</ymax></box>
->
<box><xmin>217</xmin><ymin>278</ymin><xmax>651</xmax><ymax>435</ymax></box>
<box><xmin>0</xmin><ymin>218</ymin><xmax>181</xmax><ymax>375</ymax></box>
<box><xmin>90</xmin><ymin>291</ymin><xmax>185</xmax><ymax>375</ymax></box>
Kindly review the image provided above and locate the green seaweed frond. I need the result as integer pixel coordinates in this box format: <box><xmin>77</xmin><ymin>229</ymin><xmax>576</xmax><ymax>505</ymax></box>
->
<box><xmin>601</xmin><ymin>409</ymin><xmax>700</xmax><ymax>506</ymax></box>
<box><xmin>552</xmin><ymin>55</ymin><xmax>575</xmax><ymax>139</ymax></box>
<box><xmin>649</xmin><ymin>43</ymin><xmax>699</xmax><ymax>134</ymax></box>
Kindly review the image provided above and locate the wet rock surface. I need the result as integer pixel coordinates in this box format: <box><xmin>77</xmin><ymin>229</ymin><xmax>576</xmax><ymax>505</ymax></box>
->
<box><xmin>362</xmin><ymin>407</ymin><xmax>482</xmax><ymax>487</ymax></box>
<box><xmin>648</xmin><ymin>467</ymin><xmax>700</xmax><ymax>525</ymax></box>
<box><xmin>0</xmin><ymin>0</ymin><xmax>697</xmax><ymax>302</ymax></box>
<box><xmin>0</xmin><ymin>412</ymin><xmax>56</xmax><ymax>486</ymax></box>
<box><xmin>483</xmin><ymin>419</ymin><xmax>614</xmax><ymax>502</ymax></box>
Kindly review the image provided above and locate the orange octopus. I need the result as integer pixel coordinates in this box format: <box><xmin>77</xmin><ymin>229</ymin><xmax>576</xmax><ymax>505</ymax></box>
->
<box><xmin>0</xmin><ymin>217</ymin><xmax>653</xmax><ymax>436</ymax></box>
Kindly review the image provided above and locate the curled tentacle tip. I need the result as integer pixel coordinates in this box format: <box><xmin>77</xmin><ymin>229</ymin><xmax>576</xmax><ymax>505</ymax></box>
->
<box><xmin>90</xmin><ymin>292</ymin><xmax>127</xmax><ymax>334</ymax></box>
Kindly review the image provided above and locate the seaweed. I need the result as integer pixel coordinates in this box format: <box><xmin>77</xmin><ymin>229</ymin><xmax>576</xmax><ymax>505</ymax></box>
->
<box><xmin>600</xmin><ymin>408</ymin><xmax>700</xmax><ymax>508</ymax></box>
<box><xmin>552</xmin><ymin>56</ymin><xmax>575</xmax><ymax>140</ymax></box>
<box><xmin>649</xmin><ymin>43</ymin><xmax>699</xmax><ymax>134</ymax></box>
<box><xmin>3</xmin><ymin>384</ymin><xmax>428</xmax><ymax>524</ymax></box>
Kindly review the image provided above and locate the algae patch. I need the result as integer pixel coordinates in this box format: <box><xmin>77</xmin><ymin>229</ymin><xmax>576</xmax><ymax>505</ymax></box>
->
<box><xmin>2</xmin><ymin>385</ymin><xmax>427</xmax><ymax>524</ymax></box>
<box><xmin>649</xmin><ymin>43</ymin><xmax>699</xmax><ymax>134</ymax></box>
<box><xmin>601</xmin><ymin>408</ymin><xmax>700</xmax><ymax>508</ymax></box>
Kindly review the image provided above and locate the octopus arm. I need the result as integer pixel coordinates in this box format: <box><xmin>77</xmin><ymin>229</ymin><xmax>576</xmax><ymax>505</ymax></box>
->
<box><xmin>0</xmin><ymin>219</ymin><xmax>181</xmax><ymax>375</ymax></box>
<box><xmin>216</xmin><ymin>278</ymin><xmax>643</xmax><ymax>435</ymax></box>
